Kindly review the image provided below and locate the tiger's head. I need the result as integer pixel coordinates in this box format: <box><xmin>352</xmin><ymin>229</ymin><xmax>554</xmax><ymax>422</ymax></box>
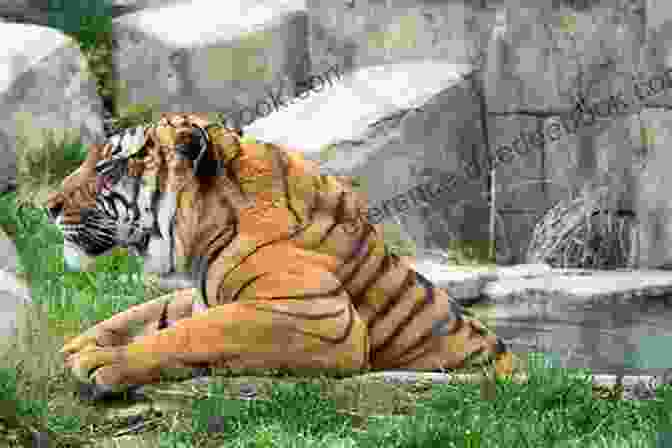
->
<box><xmin>45</xmin><ymin>113</ymin><xmax>243</xmax><ymax>273</ymax></box>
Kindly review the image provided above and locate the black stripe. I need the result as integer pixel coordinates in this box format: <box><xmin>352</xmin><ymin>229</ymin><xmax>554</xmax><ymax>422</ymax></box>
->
<box><xmin>198</xmin><ymin>229</ymin><xmax>234</xmax><ymax>308</ymax></box>
<box><xmin>307</xmin><ymin>175</ymin><xmax>323</xmax><ymax>223</ymax></box>
<box><xmin>350</xmin><ymin>244</ymin><xmax>392</xmax><ymax>306</ymax></box>
<box><xmin>230</xmin><ymin>273</ymin><xmax>269</xmax><ymax>303</ymax></box>
<box><xmin>182</xmin><ymin>195</ymin><xmax>239</xmax><ymax>308</ymax></box>
<box><xmin>267</xmin><ymin>144</ymin><xmax>303</xmax><ymax>227</ymax></box>
<box><xmin>319</xmin><ymin>191</ymin><xmax>347</xmax><ymax>246</ymax></box>
<box><xmin>371</xmin><ymin>274</ymin><xmax>434</xmax><ymax>359</ymax></box>
<box><xmin>225</xmin><ymin>149</ymin><xmax>246</xmax><ymax>198</ymax></box>
<box><xmin>414</xmin><ymin>271</ymin><xmax>435</xmax><ymax>305</ymax></box>
<box><xmin>193</xmin><ymin>255</ymin><xmax>210</xmax><ymax>308</ymax></box>
<box><xmin>383</xmin><ymin>312</ymin><xmax>465</xmax><ymax>368</ymax></box>
<box><xmin>386</xmin><ymin>339</ymin><xmax>438</xmax><ymax>369</ymax></box>
<box><xmin>335</xmin><ymin>224</ymin><xmax>376</xmax><ymax>295</ymax></box>
<box><xmin>367</xmin><ymin>266</ymin><xmax>416</xmax><ymax>330</ymax></box>
<box><xmin>296</xmin><ymin>301</ymin><xmax>355</xmax><ymax>345</ymax></box>
<box><xmin>369</xmin><ymin>267</ymin><xmax>467</xmax><ymax>366</ymax></box>
<box><xmin>218</xmin><ymin>221</ymin><xmax>312</xmax><ymax>287</ymax></box>
<box><xmin>250</xmin><ymin>301</ymin><xmax>350</xmax><ymax>320</ymax></box>
<box><xmin>250</xmin><ymin>301</ymin><xmax>356</xmax><ymax>345</ymax></box>
<box><xmin>168</xmin><ymin>211</ymin><xmax>177</xmax><ymax>275</ymax></box>
<box><xmin>228</xmin><ymin>271</ymin><xmax>355</xmax><ymax>345</ymax></box>
<box><xmin>157</xmin><ymin>299</ymin><xmax>170</xmax><ymax>330</ymax></box>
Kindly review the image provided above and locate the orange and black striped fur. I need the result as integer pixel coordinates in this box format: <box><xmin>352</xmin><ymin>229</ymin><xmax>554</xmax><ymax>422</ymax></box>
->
<box><xmin>46</xmin><ymin>113</ymin><xmax>514</xmax><ymax>390</ymax></box>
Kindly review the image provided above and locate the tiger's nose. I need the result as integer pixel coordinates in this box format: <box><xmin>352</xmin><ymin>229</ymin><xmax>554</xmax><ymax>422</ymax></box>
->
<box><xmin>45</xmin><ymin>204</ymin><xmax>63</xmax><ymax>222</ymax></box>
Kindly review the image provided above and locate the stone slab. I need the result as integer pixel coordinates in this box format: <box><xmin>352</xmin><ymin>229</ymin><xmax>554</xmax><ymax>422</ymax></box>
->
<box><xmin>483</xmin><ymin>267</ymin><xmax>672</xmax><ymax>305</ymax></box>
<box><xmin>408</xmin><ymin>259</ymin><xmax>672</xmax><ymax>310</ymax></box>
<box><xmin>244</xmin><ymin>60</ymin><xmax>472</xmax><ymax>156</ymax></box>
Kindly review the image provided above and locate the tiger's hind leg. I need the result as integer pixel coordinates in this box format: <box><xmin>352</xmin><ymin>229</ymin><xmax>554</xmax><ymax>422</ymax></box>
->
<box><xmin>62</xmin><ymin>278</ymin><xmax>370</xmax><ymax>387</ymax></box>
<box><xmin>60</xmin><ymin>288</ymin><xmax>198</xmax><ymax>358</ymax></box>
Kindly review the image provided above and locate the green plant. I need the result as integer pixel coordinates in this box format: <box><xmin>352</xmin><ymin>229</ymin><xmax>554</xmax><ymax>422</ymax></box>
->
<box><xmin>14</xmin><ymin>127</ymin><xmax>89</xmax><ymax>210</ymax></box>
<box><xmin>111</xmin><ymin>101</ymin><xmax>161</xmax><ymax>130</ymax></box>
<box><xmin>40</xmin><ymin>1</ymin><xmax>117</xmax><ymax>115</ymax></box>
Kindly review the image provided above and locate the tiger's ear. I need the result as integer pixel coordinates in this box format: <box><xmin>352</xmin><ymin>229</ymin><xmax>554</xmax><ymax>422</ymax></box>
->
<box><xmin>174</xmin><ymin>125</ymin><xmax>226</xmax><ymax>178</ymax></box>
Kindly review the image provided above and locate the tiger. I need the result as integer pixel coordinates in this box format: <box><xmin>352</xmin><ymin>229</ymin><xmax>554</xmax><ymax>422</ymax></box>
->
<box><xmin>45</xmin><ymin>113</ymin><xmax>516</xmax><ymax>393</ymax></box>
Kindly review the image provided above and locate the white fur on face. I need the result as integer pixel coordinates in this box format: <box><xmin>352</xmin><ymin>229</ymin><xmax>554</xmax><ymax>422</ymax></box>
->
<box><xmin>128</xmin><ymin>191</ymin><xmax>179</xmax><ymax>276</ymax></box>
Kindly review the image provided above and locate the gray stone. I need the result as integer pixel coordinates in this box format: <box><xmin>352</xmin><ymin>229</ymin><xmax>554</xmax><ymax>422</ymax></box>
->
<box><xmin>0</xmin><ymin>231</ymin><xmax>30</xmax><ymax>349</ymax></box>
<box><xmin>0</xmin><ymin>270</ymin><xmax>32</xmax><ymax>350</ymax></box>
<box><xmin>0</xmin><ymin>230</ymin><xmax>20</xmax><ymax>275</ymax></box>
<box><xmin>482</xmin><ymin>267</ymin><xmax>672</xmax><ymax>304</ymax></box>
<box><xmin>632</xmin><ymin>109</ymin><xmax>672</xmax><ymax>269</ymax></box>
<box><xmin>0</xmin><ymin>23</ymin><xmax>105</xmax><ymax>192</ymax></box>
<box><xmin>307</xmin><ymin>0</ymin><xmax>482</xmax><ymax>76</ymax></box>
<box><xmin>111</xmin><ymin>0</ymin><xmax>309</xmax><ymax>120</ymax></box>
<box><xmin>245</xmin><ymin>60</ymin><xmax>491</xmax><ymax>258</ymax></box>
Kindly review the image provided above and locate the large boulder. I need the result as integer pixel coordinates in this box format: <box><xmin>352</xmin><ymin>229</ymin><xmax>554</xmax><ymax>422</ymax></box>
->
<box><xmin>0</xmin><ymin>270</ymin><xmax>31</xmax><ymax>346</ymax></box>
<box><xmin>244</xmin><ymin>60</ymin><xmax>493</xmax><ymax>259</ymax></box>
<box><xmin>0</xmin><ymin>22</ymin><xmax>105</xmax><ymax>191</ymax></box>
<box><xmin>0</xmin><ymin>229</ymin><xmax>31</xmax><ymax>350</ymax></box>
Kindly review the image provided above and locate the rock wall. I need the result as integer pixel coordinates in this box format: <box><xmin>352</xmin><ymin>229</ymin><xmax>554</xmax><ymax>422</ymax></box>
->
<box><xmin>4</xmin><ymin>0</ymin><xmax>672</xmax><ymax>266</ymax></box>
<box><xmin>306</xmin><ymin>0</ymin><xmax>672</xmax><ymax>267</ymax></box>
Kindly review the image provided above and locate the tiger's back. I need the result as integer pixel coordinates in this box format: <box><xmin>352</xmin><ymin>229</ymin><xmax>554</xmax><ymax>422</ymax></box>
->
<box><xmin>211</xmin><ymin>129</ymin><xmax>511</xmax><ymax>373</ymax></box>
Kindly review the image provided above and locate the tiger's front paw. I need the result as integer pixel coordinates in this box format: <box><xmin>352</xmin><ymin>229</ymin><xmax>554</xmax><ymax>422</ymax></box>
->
<box><xmin>67</xmin><ymin>342</ymin><xmax>162</xmax><ymax>389</ymax></box>
<box><xmin>69</xmin><ymin>346</ymin><xmax>121</xmax><ymax>384</ymax></box>
<box><xmin>60</xmin><ymin>327</ymin><xmax>130</xmax><ymax>361</ymax></box>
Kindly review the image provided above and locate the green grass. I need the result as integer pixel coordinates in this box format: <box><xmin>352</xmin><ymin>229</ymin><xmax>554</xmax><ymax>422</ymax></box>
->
<box><xmin>3</xmin><ymin>134</ymin><xmax>672</xmax><ymax>447</ymax></box>
<box><xmin>1</xmin><ymin>191</ymin><xmax>672</xmax><ymax>448</ymax></box>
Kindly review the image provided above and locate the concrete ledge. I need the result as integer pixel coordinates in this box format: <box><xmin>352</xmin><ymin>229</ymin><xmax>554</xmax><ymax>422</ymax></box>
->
<box><xmin>483</xmin><ymin>267</ymin><xmax>672</xmax><ymax>305</ymax></box>
<box><xmin>408</xmin><ymin>259</ymin><xmax>672</xmax><ymax>307</ymax></box>
<box><xmin>245</xmin><ymin>59</ymin><xmax>472</xmax><ymax>156</ymax></box>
